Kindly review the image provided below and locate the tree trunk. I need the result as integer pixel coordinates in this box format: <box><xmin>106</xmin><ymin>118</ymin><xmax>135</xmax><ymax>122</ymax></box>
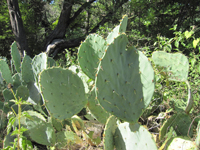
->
<box><xmin>45</xmin><ymin>0</ymin><xmax>128</xmax><ymax>57</ymax></box>
<box><xmin>43</xmin><ymin>0</ymin><xmax>73</xmax><ymax>52</ymax></box>
<box><xmin>7</xmin><ymin>0</ymin><xmax>30</xmax><ymax>56</ymax></box>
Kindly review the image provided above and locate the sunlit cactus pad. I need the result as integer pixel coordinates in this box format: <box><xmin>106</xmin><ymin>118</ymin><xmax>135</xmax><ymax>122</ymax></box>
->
<box><xmin>78</xmin><ymin>34</ymin><xmax>107</xmax><ymax>80</ymax></box>
<box><xmin>166</xmin><ymin>136</ymin><xmax>197</xmax><ymax>150</ymax></box>
<box><xmin>106</xmin><ymin>14</ymin><xmax>128</xmax><ymax>44</ymax></box>
<box><xmin>39</xmin><ymin>67</ymin><xmax>87</xmax><ymax>120</ymax></box>
<box><xmin>114</xmin><ymin>122</ymin><xmax>157</xmax><ymax>150</ymax></box>
<box><xmin>152</xmin><ymin>51</ymin><xmax>189</xmax><ymax>82</ymax></box>
<box><xmin>95</xmin><ymin>34</ymin><xmax>154</xmax><ymax>122</ymax></box>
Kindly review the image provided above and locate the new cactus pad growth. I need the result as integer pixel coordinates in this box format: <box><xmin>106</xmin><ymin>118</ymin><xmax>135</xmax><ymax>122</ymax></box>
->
<box><xmin>95</xmin><ymin>34</ymin><xmax>155</xmax><ymax>123</ymax></box>
<box><xmin>39</xmin><ymin>67</ymin><xmax>87</xmax><ymax>120</ymax></box>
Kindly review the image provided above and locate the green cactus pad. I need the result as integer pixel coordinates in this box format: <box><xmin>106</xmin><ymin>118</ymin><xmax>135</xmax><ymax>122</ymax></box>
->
<box><xmin>0</xmin><ymin>111</ymin><xmax>8</xmax><ymax>130</ymax></box>
<box><xmin>2</xmin><ymin>89</ymin><xmax>14</xmax><ymax>102</ymax></box>
<box><xmin>12</xmin><ymin>73</ymin><xmax>22</xmax><ymax>91</ymax></box>
<box><xmin>95</xmin><ymin>34</ymin><xmax>155</xmax><ymax>123</ymax></box>
<box><xmin>25</xmin><ymin>110</ymin><xmax>55</xmax><ymax>146</ymax></box>
<box><xmin>3</xmin><ymin>132</ymin><xmax>17</xmax><ymax>148</ymax></box>
<box><xmin>166</xmin><ymin>136</ymin><xmax>197</xmax><ymax>150</ymax></box>
<box><xmin>11</xmin><ymin>41</ymin><xmax>21</xmax><ymax>73</ymax></box>
<box><xmin>196</xmin><ymin>120</ymin><xmax>200</xmax><ymax>147</ymax></box>
<box><xmin>55</xmin><ymin>131</ymin><xmax>67</xmax><ymax>149</ymax></box>
<box><xmin>87</xmin><ymin>89</ymin><xmax>110</xmax><ymax>124</ymax></box>
<box><xmin>0</xmin><ymin>102</ymin><xmax>10</xmax><ymax>114</ymax></box>
<box><xmin>47</xmin><ymin>57</ymin><xmax>56</xmax><ymax>67</ymax></box>
<box><xmin>39</xmin><ymin>67</ymin><xmax>87</xmax><ymax>120</ymax></box>
<box><xmin>16</xmin><ymin>85</ymin><xmax>29</xmax><ymax>100</ymax></box>
<box><xmin>21</xmin><ymin>54</ymin><xmax>34</xmax><ymax>83</ymax></box>
<box><xmin>152</xmin><ymin>51</ymin><xmax>189</xmax><ymax>82</ymax></box>
<box><xmin>106</xmin><ymin>14</ymin><xmax>128</xmax><ymax>44</ymax></box>
<box><xmin>0</xmin><ymin>59</ymin><xmax>13</xmax><ymax>84</ymax></box>
<box><xmin>103</xmin><ymin>115</ymin><xmax>117</xmax><ymax>150</ymax></box>
<box><xmin>55</xmin><ymin>130</ymin><xmax>83</xmax><ymax>149</ymax></box>
<box><xmin>69</xmin><ymin>65</ymin><xmax>90</xmax><ymax>93</ymax></box>
<box><xmin>27</xmin><ymin>81</ymin><xmax>41</xmax><ymax>105</ymax></box>
<box><xmin>0</xmin><ymin>72</ymin><xmax>4</xmax><ymax>85</ymax></box>
<box><xmin>114</xmin><ymin>122</ymin><xmax>157</xmax><ymax>150</ymax></box>
<box><xmin>159</xmin><ymin>113</ymin><xmax>193</xmax><ymax>141</ymax></box>
<box><xmin>49</xmin><ymin>117</ymin><xmax>63</xmax><ymax>132</ymax></box>
<box><xmin>32</xmin><ymin>53</ymin><xmax>47</xmax><ymax>82</ymax></box>
<box><xmin>78</xmin><ymin>34</ymin><xmax>107</xmax><ymax>80</ymax></box>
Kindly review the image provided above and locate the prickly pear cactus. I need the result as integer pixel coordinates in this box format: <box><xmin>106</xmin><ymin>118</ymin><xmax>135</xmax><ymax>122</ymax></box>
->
<box><xmin>21</xmin><ymin>54</ymin><xmax>34</xmax><ymax>83</ymax></box>
<box><xmin>12</xmin><ymin>73</ymin><xmax>21</xmax><ymax>90</ymax></box>
<box><xmin>95</xmin><ymin>34</ymin><xmax>155</xmax><ymax>123</ymax></box>
<box><xmin>10</xmin><ymin>41</ymin><xmax>21</xmax><ymax>73</ymax></box>
<box><xmin>49</xmin><ymin>117</ymin><xmax>63</xmax><ymax>132</ymax></box>
<box><xmin>39</xmin><ymin>67</ymin><xmax>87</xmax><ymax>120</ymax></box>
<box><xmin>166</xmin><ymin>136</ymin><xmax>197</xmax><ymax>150</ymax></box>
<box><xmin>2</xmin><ymin>89</ymin><xmax>14</xmax><ymax>102</ymax></box>
<box><xmin>15</xmin><ymin>85</ymin><xmax>29</xmax><ymax>100</ymax></box>
<box><xmin>27</xmin><ymin>82</ymin><xmax>41</xmax><ymax>105</ymax></box>
<box><xmin>3</xmin><ymin>133</ymin><xmax>17</xmax><ymax>148</ymax></box>
<box><xmin>152</xmin><ymin>51</ymin><xmax>189</xmax><ymax>82</ymax></box>
<box><xmin>196</xmin><ymin>120</ymin><xmax>200</xmax><ymax>148</ymax></box>
<box><xmin>25</xmin><ymin>110</ymin><xmax>55</xmax><ymax>146</ymax></box>
<box><xmin>69</xmin><ymin>65</ymin><xmax>90</xmax><ymax>93</ymax></box>
<box><xmin>47</xmin><ymin>57</ymin><xmax>56</xmax><ymax>67</ymax></box>
<box><xmin>0</xmin><ymin>59</ymin><xmax>13</xmax><ymax>84</ymax></box>
<box><xmin>106</xmin><ymin>14</ymin><xmax>128</xmax><ymax>44</ymax></box>
<box><xmin>87</xmin><ymin>89</ymin><xmax>110</xmax><ymax>124</ymax></box>
<box><xmin>114</xmin><ymin>122</ymin><xmax>158</xmax><ymax>150</ymax></box>
<box><xmin>103</xmin><ymin>115</ymin><xmax>117</xmax><ymax>150</ymax></box>
<box><xmin>78</xmin><ymin>34</ymin><xmax>107</xmax><ymax>80</ymax></box>
<box><xmin>32</xmin><ymin>53</ymin><xmax>48</xmax><ymax>82</ymax></box>
<box><xmin>159</xmin><ymin>113</ymin><xmax>193</xmax><ymax>141</ymax></box>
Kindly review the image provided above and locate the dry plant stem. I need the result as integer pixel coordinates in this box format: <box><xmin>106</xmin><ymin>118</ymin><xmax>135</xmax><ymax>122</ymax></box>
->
<box><xmin>185</xmin><ymin>80</ymin><xmax>193</xmax><ymax>114</ymax></box>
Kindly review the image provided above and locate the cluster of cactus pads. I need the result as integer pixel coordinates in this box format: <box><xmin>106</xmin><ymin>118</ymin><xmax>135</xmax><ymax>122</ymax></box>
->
<box><xmin>78</xmin><ymin>15</ymin><xmax>157</xmax><ymax>149</ymax></box>
<box><xmin>0</xmin><ymin>15</ymin><xmax>199</xmax><ymax>149</ymax></box>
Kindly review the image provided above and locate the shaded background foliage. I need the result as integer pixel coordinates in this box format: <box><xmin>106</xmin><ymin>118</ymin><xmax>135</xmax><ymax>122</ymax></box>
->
<box><xmin>0</xmin><ymin>0</ymin><xmax>200</xmax><ymax>58</ymax></box>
